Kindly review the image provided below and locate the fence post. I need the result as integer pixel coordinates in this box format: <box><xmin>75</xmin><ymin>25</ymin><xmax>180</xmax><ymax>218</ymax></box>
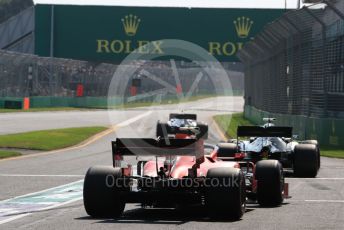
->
<box><xmin>304</xmin><ymin>6</ymin><xmax>327</xmax><ymax>117</ymax></box>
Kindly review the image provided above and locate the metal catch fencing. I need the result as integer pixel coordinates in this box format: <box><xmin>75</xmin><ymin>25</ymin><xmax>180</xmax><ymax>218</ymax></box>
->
<box><xmin>238</xmin><ymin>0</ymin><xmax>344</xmax><ymax>119</ymax></box>
<box><xmin>0</xmin><ymin>50</ymin><xmax>244</xmax><ymax>104</ymax></box>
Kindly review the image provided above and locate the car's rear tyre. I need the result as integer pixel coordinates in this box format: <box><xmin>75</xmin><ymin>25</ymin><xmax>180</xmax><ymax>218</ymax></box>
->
<box><xmin>303</xmin><ymin>140</ymin><xmax>321</xmax><ymax>170</ymax></box>
<box><xmin>304</xmin><ymin>140</ymin><xmax>318</xmax><ymax>146</ymax></box>
<box><xmin>205</xmin><ymin>167</ymin><xmax>246</xmax><ymax>220</ymax></box>
<box><xmin>156</xmin><ymin>122</ymin><xmax>170</xmax><ymax>138</ymax></box>
<box><xmin>217</xmin><ymin>143</ymin><xmax>238</xmax><ymax>158</ymax></box>
<box><xmin>83</xmin><ymin>166</ymin><xmax>127</xmax><ymax>218</ymax></box>
<box><xmin>196</xmin><ymin>122</ymin><xmax>208</xmax><ymax>139</ymax></box>
<box><xmin>294</xmin><ymin>144</ymin><xmax>318</xmax><ymax>177</ymax></box>
<box><xmin>256</xmin><ymin>160</ymin><xmax>284</xmax><ymax>207</ymax></box>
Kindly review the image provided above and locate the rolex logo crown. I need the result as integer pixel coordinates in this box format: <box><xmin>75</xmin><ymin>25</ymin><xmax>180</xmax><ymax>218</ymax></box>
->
<box><xmin>121</xmin><ymin>14</ymin><xmax>141</xmax><ymax>36</ymax></box>
<box><xmin>233</xmin><ymin>16</ymin><xmax>254</xmax><ymax>38</ymax></box>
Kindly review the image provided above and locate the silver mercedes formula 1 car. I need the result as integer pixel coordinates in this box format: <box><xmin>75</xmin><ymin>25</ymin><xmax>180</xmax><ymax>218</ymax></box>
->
<box><xmin>219</xmin><ymin>118</ymin><xmax>320</xmax><ymax>178</ymax></box>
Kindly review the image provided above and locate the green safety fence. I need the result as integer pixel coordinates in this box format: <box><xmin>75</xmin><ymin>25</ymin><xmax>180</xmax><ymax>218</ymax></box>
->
<box><xmin>244</xmin><ymin>105</ymin><xmax>344</xmax><ymax>147</ymax></box>
<box><xmin>0</xmin><ymin>97</ymin><xmax>25</xmax><ymax>109</ymax></box>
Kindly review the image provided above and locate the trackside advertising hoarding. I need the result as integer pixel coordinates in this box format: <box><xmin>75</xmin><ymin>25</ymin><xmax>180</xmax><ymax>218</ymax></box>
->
<box><xmin>35</xmin><ymin>5</ymin><xmax>284</xmax><ymax>62</ymax></box>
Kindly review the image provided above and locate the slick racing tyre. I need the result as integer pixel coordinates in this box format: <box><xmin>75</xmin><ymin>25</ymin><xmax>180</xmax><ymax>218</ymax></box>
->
<box><xmin>256</xmin><ymin>160</ymin><xmax>284</xmax><ymax>207</ymax></box>
<box><xmin>205</xmin><ymin>167</ymin><xmax>246</xmax><ymax>220</ymax></box>
<box><xmin>303</xmin><ymin>140</ymin><xmax>318</xmax><ymax>146</ymax></box>
<box><xmin>294</xmin><ymin>144</ymin><xmax>319</xmax><ymax>177</ymax></box>
<box><xmin>196</xmin><ymin>122</ymin><xmax>208</xmax><ymax>140</ymax></box>
<box><xmin>217</xmin><ymin>143</ymin><xmax>238</xmax><ymax>158</ymax></box>
<box><xmin>83</xmin><ymin>166</ymin><xmax>127</xmax><ymax>218</ymax></box>
<box><xmin>303</xmin><ymin>140</ymin><xmax>320</xmax><ymax>170</ymax></box>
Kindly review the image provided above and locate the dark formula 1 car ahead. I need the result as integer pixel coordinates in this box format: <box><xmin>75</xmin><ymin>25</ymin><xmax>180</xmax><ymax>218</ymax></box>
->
<box><xmin>221</xmin><ymin>118</ymin><xmax>320</xmax><ymax>178</ymax></box>
<box><xmin>156</xmin><ymin>113</ymin><xmax>208</xmax><ymax>139</ymax></box>
<box><xmin>83</xmin><ymin>120</ymin><xmax>289</xmax><ymax>220</ymax></box>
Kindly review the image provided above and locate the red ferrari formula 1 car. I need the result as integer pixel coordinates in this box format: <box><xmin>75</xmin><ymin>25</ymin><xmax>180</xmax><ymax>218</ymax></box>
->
<box><xmin>83</xmin><ymin>125</ymin><xmax>289</xmax><ymax>220</ymax></box>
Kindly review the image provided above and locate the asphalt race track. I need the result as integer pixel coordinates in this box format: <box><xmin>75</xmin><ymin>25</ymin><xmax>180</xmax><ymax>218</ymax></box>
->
<box><xmin>0</xmin><ymin>97</ymin><xmax>343</xmax><ymax>229</ymax></box>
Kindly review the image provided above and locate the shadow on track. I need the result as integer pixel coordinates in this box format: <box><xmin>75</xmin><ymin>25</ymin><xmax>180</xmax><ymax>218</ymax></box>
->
<box><xmin>75</xmin><ymin>200</ymin><xmax>290</xmax><ymax>225</ymax></box>
<box><xmin>75</xmin><ymin>205</ymin><xmax>251</xmax><ymax>225</ymax></box>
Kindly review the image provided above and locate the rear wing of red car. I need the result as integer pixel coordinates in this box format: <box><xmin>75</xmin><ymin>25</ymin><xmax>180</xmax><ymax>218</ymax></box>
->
<box><xmin>237</xmin><ymin>126</ymin><xmax>292</xmax><ymax>138</ymax></box>
<box><xmin>112</xmin><ymin>138</ymin><xmax>202</xmax><ymax>167</ymax></box>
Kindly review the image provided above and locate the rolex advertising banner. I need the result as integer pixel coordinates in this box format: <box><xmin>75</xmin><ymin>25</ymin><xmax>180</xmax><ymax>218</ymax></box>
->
<box><xmin>35</xmin><ymin>4</ymin><xmax>284</xmax><ymax>63</ymax></box>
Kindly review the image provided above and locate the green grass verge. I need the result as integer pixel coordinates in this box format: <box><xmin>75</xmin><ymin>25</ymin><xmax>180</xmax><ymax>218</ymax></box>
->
<box><xmin>0</xmin><ymin>127</ymin><xmax>107</xmax><ymax>151</ymax></box>
<box><xmin>213</xmin><ymin>112</ymin><xmax>344</xmax><ymax>159</ymax></box>
<box><xmin>0</xmin><ymin>150</ymin><xmax>21</xmax><ymax>159</ymax></box>
<box><xmin>213</xmin><ymin>112</ymin><xmax>254</xmax><ymax>138</ymax></box>
<box><xmin>320</xmin><ymin>147</ymin><xmax>344</xmax><ymax>159</ymax></box>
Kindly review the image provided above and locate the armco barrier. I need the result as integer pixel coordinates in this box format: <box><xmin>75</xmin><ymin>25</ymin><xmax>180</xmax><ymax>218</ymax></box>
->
<box><xmin>244</xmin><ymin>105</ymin><xmax>344</xmax><ymax>147</ymax></box>
<box><xmin>0</xmin><ymin>97</ymin><xmax>29</xmax><ymax>109</ymax></box>
<box><xmin>0</xmin><ymin>97</ymin><xmax>121</xmax><ymax>109</ymax></box>
<box><xmin>29</xmin><ymin>97</ymin><xmax>122</xmax><ymax>108</ymax></box>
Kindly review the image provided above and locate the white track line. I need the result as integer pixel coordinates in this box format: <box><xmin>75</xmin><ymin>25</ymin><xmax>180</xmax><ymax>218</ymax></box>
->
<box><xmin>0</xmin><ymin>214</ymin><xmax>30</xmax><ymax>225</ymax></box>
<box><xmin>0</xmin><ymin>180</ymin><xmax>83</xmax><ymax>225</ymax></box>
<box><xmin>305</xmin><ymin>200</ymin><xmax>344</xmax><ymax>203</ymax></box>
<box><xmin>0</xmin><ymin>180</ymin><xmax>83</xmax><ymax>204</ymax></box>
<box><xmin>0</xmin><ymin>198</ymin><xmax>83</xmax><ymax>225</ymax></box>
<box><xmin>287</xmin><ymin>178</ymin><xmax>344</xmax><ymax>180</ymax></box>
<box><xmin>0</xmin><ymin>174</ymin><xmax>84</xmax><ymax>177</ymax></box>
<box><xmin>116</xmin><ymin>111</ymin><xmax>152</xmax><ymax>127</ymax></box>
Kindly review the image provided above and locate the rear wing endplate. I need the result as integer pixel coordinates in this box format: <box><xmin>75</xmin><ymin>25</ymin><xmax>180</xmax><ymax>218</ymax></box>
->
<box><xmin>237</xmin><ymin>126</ymin><xmax>292</xmax><ymax>137</ymax></box>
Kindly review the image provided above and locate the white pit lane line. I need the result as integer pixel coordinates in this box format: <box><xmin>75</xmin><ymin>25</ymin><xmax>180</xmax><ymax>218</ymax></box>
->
<box><xmin>0</xmin><ymin>112</ymin><xmax>153</xmax><ymax>225</ymax></box>
<box><xmin>0</xmin><ymin>180</ymin><xmax>84</xmax><ymax>225</ymax></box>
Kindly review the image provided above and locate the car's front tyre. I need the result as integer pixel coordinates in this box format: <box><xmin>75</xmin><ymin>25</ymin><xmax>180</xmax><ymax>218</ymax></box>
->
<box><xmin>256</xmin><ymin>160</ymin><xmax>284</xmax><ymax>207</ymax></box>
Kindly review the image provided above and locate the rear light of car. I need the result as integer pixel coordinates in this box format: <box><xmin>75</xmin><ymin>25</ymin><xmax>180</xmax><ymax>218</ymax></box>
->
<box><xmin>122</xmin><ymin>164</ymin><xmax>132</xmax><ymax>176</ymax></box>
<box><xmin>234</xmin><ymin>152</ymin><xmax>246</xmax><ymax>160</ymax></box>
